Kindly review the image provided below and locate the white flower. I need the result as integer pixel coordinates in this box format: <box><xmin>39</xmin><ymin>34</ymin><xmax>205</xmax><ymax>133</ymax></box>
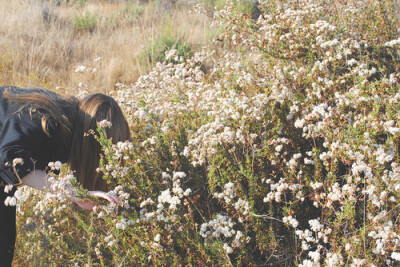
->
<box><xmin>116</xmin><ymin>218</ymin><xmax>127</xmax><ymax>230</ymax></box>
<box><xmin>347</xmin><ymin>58</ymin><xmax>358</xmax><ymax>66</ymax></box>
<box><xmin>54</xmin><ymin>161</ymin><xmax>63</xmax><ymax>170</ymax></box>
<box><xmin>299</xmin><ymin>259</ymin><xmax>319</xmax><ymax>267</ymax></box>
<box><xmin>391</xmin><ymin>252</ymin><xmax>400</xmax><ymax>261</ymax></box>
<box><xmin>75</xmin><ymin>65</ymin><xmax>87</xmax><ymax>73</ymax></box>
<box><xmin>183</xmin><ymin>188</ymin><xmax>192</xmax><ymax>196</ymax></box>
<box><xmin>173</xmin><ymin>172</ymin><xmax>187</xmax><ymax>180</ymax></box>
<box><xmin>351</xmin><ymin>258</ymin><xmax>367</xmax><ymax>266</ymax></box>
<box><xmin>223</xmin><ymin>243</ymin><xmax>233</xmax><ymax>254</ymax></box>
<box><xmin>165</xmin><ymin>49</ymin><xmax>178</xmax><ymax>60</ymax></box>
<box><xmin>99</xmin><ymin>120</ymin><xmax>112</xmax><ymax>128</ymax></box>
<box><xmin>4</xmin><ymin>196</ymin><xmax>17</xmax><ymax>206</ymax></box>
<box><xmin>283</xmin><ymin>215</ymin><xmax>299</xmax><ymax>228</ymax></box>
<box><xmin>12</xmin><ymin>158</ymin><xmax>24</xmax><ymax>166</ymax></box>
<box><xmin>326</xmin><ymin>253</ymin><xmax>342</xmax><ymax>266</ymax></box>
<box><xmin>308</xmin><ymin>250</ymin><xmax>321</xmax><ymax>262</ymax></box>
<box><xmin>115</xmin><ymin>222</ymin><xmax>126</xmax><ymax>230</ymax></box>
<box><xmin>4</xmin><ymin>184</ymin><xmax>13</xmax><ymax>193</ymax></box>
<box><xmin>154</xmin><ymin>234</ymin><xmax>161</xmax><ymax>242</ymax></box>
<box><xmin>385</xmin><ymin>38</ymin><xmax>400</xmax><ymax>47</ymax></box>
<box><xmin>388</xmin><ymin>127</ymin><xmax>400</xmax><ymax>135</ymax></box>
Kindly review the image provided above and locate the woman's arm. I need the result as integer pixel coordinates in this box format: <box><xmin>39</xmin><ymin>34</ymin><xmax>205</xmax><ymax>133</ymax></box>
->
<box><xmin>21</xmin><ymin>170</ymin><xmax>50</xmax><ymax>190</ymax></box>
<box><xmin>21</xmin><ymin>170</ymin><xmax>121</xmax><ymax>210</ymax></box>
<box><xmin>22</xmin><ymin>171</ymin><xmax>97</xmax><ymax>210</ymax></box>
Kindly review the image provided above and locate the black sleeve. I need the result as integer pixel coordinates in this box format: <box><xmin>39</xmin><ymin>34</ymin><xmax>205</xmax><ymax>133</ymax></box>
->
<box><xmin>0</xmin><ymin>114</ymin><xmax>49</xmax><ymax>185</ymax></box>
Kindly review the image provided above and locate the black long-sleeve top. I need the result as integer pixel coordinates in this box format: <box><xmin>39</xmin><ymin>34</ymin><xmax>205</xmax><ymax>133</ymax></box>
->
<box><xmin>0</xmin><ymin>86</ymin><xmax>69</xmax><ymax>185</ymax></box>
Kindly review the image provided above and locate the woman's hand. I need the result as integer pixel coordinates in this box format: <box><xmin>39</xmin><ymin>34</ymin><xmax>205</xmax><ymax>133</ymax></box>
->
<box><xmin>71</xmin><ymin>191</ymin><xmax>122</xmax><ymax>210</ymax></box>
<box><xmin>88</xmin><ymin>191</ymin><xmax>122</xmax><ymax>205</ymax></box>
<box><xmin>70</xmin><ymin>196</ymin><xmax>96</xmax><ymax>210</ymax></box>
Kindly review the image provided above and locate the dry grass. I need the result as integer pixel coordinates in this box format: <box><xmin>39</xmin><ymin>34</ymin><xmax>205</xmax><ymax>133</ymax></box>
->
<box><xmin>0</xmin><ymin>0</ymin><xmax>212</xmax><ymax>93</ymax></box>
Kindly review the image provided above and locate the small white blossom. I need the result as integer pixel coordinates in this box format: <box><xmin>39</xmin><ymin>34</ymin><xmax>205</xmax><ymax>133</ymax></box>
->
<box><xmin>12</xmin><ymin>158</ymin><xmax>24</xmax><ymax>166</ymax></box>
<box><xmin>4</xmin><ymin>184</ymin><xmax>13</xmax><ymax>193</ymax></box>
<box><xmin>99</xmin><ymin>120</ymin><xmax>112</xmax><ymax>128</ymax></box>
<box><xmin>4</xmin><ymin>196</ymin><xmax>17</xmax><ymax>206</ymax></box>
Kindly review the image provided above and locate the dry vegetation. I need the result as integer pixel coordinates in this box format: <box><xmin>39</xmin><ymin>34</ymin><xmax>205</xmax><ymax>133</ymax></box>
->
<box><xmin>0</xmin><ymin>0</ymin><xmax>212</xmax><ymax>92</ymax></box>
<box><xmin>8</xmin><ymin>0</ymin><xmax>400</xmax><ymax>266</ymax></box>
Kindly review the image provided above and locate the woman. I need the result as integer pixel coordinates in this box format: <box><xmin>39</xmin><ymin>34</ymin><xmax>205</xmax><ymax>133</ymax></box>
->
<box><xmin>0</xmin><ymin>86</ymin><xmax>130</xmax><ymax>265</ymax></box>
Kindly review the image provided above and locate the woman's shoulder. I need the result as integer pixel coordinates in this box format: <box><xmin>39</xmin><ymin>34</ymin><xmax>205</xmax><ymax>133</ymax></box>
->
<box><xmin>0</xmin><ymin>86</ymin><xmax>18</xmax><ymax>98</ymax></box>
<box><xmin>0</xmin><ymin>86</ymin><xmax>23</xmax><ymax>117</ymax></box>
<box><xmin>0</xmin><ymin>85</ymin><xmax>61</xmax><ymax>97</ymax></box>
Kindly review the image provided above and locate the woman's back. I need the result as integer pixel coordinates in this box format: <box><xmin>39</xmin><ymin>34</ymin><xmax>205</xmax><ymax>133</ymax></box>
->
<box><xmin>0</xmin><ymin>86</ymin><xmax>71</xmax><ymax>185</ymax></box>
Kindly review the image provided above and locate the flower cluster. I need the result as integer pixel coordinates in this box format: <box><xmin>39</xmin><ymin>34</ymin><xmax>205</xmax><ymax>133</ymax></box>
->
<box><xmin>14</xmin><ymin>0</ymin><xmax>400</xmax><ymax>265</ymax></box>
<box><xmin>139</xmin><ymin>171</ymin><xmax>192</xmax><ymax>224</ymax></box>
<box><xmin>200</xmin><ymin>214</ymin><xmax>245</xmax><ymax>254</ymax></box>
<box><xmin>99</xmin><ymin>119</ymin><xmax>112</xmax><ymax>128</ymax></box>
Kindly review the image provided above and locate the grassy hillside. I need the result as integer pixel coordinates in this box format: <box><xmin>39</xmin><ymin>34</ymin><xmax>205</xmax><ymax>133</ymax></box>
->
<box><xmin>8</xmin><ymin>0</ymin><xmax>400</xmax><ymax>265</ymax></box>
<box><xmin>0</xmin><ymin>0</ymin><xmax>212</xmax><ymax>92</ymax></box>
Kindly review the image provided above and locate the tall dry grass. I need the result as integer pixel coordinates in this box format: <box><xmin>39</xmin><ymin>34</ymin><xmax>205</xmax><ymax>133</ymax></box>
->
<box><xmin>0</xmin><ymin>0</ymin><xmax>212</xmax><ymax>92</ymax></box>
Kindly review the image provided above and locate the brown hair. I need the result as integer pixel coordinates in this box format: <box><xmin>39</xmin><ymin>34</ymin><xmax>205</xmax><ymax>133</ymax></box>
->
<box><xmin>4</xmin><ymin>87</ymin><xmax>130</xmax><ymax>191</ymax></box>
<box><xmin>70</xmin><ymin>93</ymin><xmax>130</xmax><ymax>190</ymax></box>
<box><xmin>4</xmin><ymin>87</ymin><xmax>78</xmax><ymax>148</ymax></box>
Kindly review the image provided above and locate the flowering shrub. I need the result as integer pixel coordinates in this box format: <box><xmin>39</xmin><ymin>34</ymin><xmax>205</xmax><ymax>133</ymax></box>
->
<box><xmin>12</xmin><ymin>0</ymin><xmax>400</xmax><ymax>265</ymax></box>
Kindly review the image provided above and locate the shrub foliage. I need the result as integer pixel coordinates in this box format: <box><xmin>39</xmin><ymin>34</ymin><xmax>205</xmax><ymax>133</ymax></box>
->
<box><xmin>13</xmin><ymin>0</ymin><xmax>400</xmax><ymax>266</ymax></box>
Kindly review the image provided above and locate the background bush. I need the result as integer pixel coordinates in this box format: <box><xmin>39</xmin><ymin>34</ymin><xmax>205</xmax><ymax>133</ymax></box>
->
<box><xmin>73</xmin><ymin>11</ymin><xmax>98</xmax><ymax>32</ymax></box>
<box><xmin>137</xmin><ymin>29</ymin><xmax>192</xmax><ymax>68</ymax></box>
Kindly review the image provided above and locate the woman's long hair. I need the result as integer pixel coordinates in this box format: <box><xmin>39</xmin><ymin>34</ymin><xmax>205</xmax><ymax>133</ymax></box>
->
<box><xmin>4</xmin><ymin>86</ymin><xmax>78</xmax><ymax>148</ymax></box>
<box><xmin>4</xmin><ymin>87</ymin><xmax>130</xmax><ymax>191</ymax></box>
<box><xmin>70</xmin><ymin>93</ymin><xmax>130</xmax><ymax>191</ymax></box>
